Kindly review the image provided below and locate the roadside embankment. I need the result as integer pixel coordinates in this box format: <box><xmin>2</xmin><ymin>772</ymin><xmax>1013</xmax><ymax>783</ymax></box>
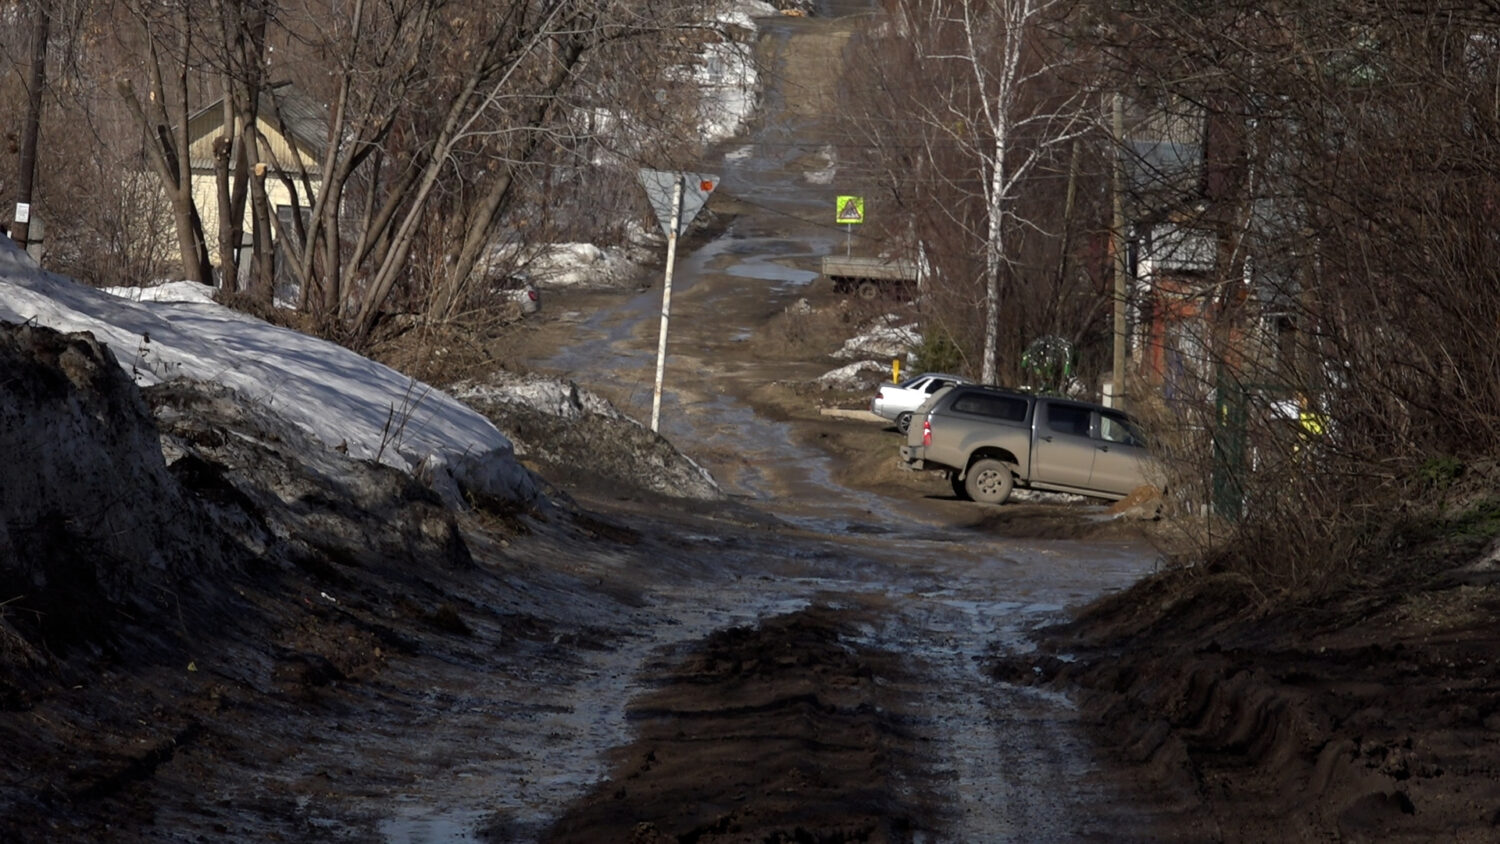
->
<box><xmin>1003</xmin><ymin>542</ymin><xmax>1500</xmax><ymax>842</ymax></box>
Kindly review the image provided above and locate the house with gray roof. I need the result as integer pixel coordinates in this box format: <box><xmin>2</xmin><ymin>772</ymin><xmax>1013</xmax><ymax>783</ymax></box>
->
<box><xmin>183</xmin><ymin>81</ymin><xmax>327</xmax><ymax>266</ymax></box>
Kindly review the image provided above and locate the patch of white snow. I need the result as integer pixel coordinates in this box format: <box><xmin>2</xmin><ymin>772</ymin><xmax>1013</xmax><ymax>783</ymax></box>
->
<box><xmin>0</xmin><ymin>238</ymin><xmax>540</xmax><ymax>510</ymax></box>
<box><xmin>836</xmin><ymin>322</ymin><xmax>922</xmax><ymax>360</ymax></box>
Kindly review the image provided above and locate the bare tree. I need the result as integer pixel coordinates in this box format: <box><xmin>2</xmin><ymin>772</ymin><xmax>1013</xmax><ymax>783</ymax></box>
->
<box><xmin>116</xmin><ymin>0</ymin><xmax>214</xmax><ymax>284</ymax></box>
<box><xmin>19</xmin><ymin>0</ymin><xmax>733</xmax><ymax>338</ymax></box>
<box><xmin>839</xmin><ymin>0</ymin><xmax>1101</xmax><ymax>386</ymax></box>
<box><xmin>1080</xmin><ymin>0</ymin><xmax>1500</xmax><ymax>586</ymax></box>
<box><xmin>10</xmin><ymin>0</ymin><xmax>49</xmax><ymax>251</ymax></box>
<box><xmin>243</xmin><ymin>0</ymin><xmax>724</xmax><ymax>343</ymax></box>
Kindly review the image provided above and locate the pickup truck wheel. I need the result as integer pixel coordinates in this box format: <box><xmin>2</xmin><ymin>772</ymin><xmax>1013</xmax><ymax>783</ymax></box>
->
<box><xmin>896</xmin><ymin>411</ymin><xmax>913</xmax><ymax>434</ymax></box>
<box><xmin>857</xmin><ymin>281</ymin><xmax>879</xmax><ymax>300</ymax></box>
<box><xmin>965</xmin><ymin>459</ymin><xmax>1015</xmax><ymax>505</ymax></box>
<box><xmin>950</xmin><ymin>472</ymin><xmax>971</xmax><ymax>500</ymax></box>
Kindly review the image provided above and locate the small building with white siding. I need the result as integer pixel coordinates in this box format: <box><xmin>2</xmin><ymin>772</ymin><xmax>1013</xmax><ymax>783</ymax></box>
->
<box><xmin>183</xmin><ymin>81</ymin><xmax>326</xmax><ymax>268</ymax></box>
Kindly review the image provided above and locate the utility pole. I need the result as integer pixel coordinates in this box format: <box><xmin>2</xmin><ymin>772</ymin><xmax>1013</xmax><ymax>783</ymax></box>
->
<box><xmin>1110</xmin><ymin>92</ymin><xmax>1128</xmax><ymax>410</ymax></box>
<box><xmin>12</xmin><ymin>3</ymin><xmax>50</xmax><ymax>252</ymax></box>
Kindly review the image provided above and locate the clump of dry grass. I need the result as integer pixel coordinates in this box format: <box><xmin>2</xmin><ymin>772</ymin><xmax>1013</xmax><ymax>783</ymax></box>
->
<box><xmin>754</xmin><ymin>296</ymin><xmax>898</xmax><ymax>361</ymax></box>
<box><xmin>0</xmin><ymin>600</ymin><xmax>45</xmax><ymax>674</ymax></box>
<box><xmin>366</xmin><ymin>309</ymin><xmax>530</xmax><ymax>387</ymax></box>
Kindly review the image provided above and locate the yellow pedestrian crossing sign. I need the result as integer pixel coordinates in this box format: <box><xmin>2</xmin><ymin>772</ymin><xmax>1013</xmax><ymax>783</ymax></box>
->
<box><xmin>836</xmin><ymin>195</ymin><xmax>865</xmax><ymax>224</ymax></box>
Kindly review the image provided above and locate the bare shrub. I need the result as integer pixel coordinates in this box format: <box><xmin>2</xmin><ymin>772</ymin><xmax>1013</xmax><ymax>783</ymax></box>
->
<box><xmin>1087</xmin><ymin>0</ymin><xmax>1500</xmax><ymax>592</ymax></box>
<box><xmin>758</xmin><ymin>301</ymin><xmax>861</xmax><ymax>359</ymax></box>
<box><xmin>366</xmin><ymin>311</ymin><xmax>527</xmax><ymax>388</ymax></box>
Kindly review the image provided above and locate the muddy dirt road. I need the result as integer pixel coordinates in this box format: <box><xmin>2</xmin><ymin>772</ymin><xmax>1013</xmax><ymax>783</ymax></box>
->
<box><xmin>470</xmin><ymin>4</ymin><xmax>1187</xmax><ymax>842</ymax></box>
<box><xmin>0</xmin><ymin>5</ymin><xmax>1191</xmax><ymax>843</ymax></box>
<box><xmin>460</xmin><ymin>5</ymin><xmax>1500</xmax><ymax>841</ymax></box>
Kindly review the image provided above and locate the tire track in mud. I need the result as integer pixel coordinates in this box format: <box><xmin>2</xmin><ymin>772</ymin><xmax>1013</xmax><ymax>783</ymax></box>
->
<box><xmin>375</xmin><ymin>530</ymin><xmax>829</xmax><ymax>842</ymax></box>
<box><xmin>507</xmin><ymin>530</ymin><xmax>1171</xmax><ymax>842</ymax></box>
<box><xmin>540</xmin><ymin>607</ymin><xmax>930</xmax><ymax>843</ymax></box>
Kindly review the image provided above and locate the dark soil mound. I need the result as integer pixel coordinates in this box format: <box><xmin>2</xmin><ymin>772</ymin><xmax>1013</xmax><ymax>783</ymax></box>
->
<box><xmin>1002</xmin><ymin>561</ymin><xmax>1500</xmax><ymax>842</ymax></box>
<box><xmin>0</xmin><ymin>322</ymin><xmax>508</xmax><ymax>840</ymax></box>
<box><xmin>533</xmin><ymin>607</ymin><xmax>933</xmax><ymax>843</ymax></box>
<box><xmin>0</xmin><ymin>324</ymin><xmax>225</xmax><ymax>664</ymax></box>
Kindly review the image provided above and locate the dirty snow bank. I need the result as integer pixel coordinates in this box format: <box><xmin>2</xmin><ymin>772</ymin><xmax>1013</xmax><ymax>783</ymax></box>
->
<box><xmin>692</xmin><ymin>2</ymin><xmax>768</xmax><ymax>142</ymax></box>
<box><xmin>454</xmin><ymin>372</ymin><xmax>723</xmax><ymax>501</ymax></box>
<box><xmin>835</xmin><ymin>317</ymin><xmax>921</xmax><ymax>360</ymax></box>
<box><xmin>511</xmin><ymin>243</ymin><xmax>643</xmax><ymax>290</ymax></box>
<box><xmin>814</xmin><ymin>316</ymin><xmax>924</xmax><ymax>389</ymax></box>
<box><xmin>817</xmin><ymin>361</ymin><xmax>889</xmax><ymax>390</ymax></box>
<box><xmin>0</xmin><ymin>240</ymin><xmax>540</xmax><ymax>510</ymax></box>
<box><xmin>0</xmin><ymin>324</ymin><xmax>221</xmax><ymax>614</ymax></box>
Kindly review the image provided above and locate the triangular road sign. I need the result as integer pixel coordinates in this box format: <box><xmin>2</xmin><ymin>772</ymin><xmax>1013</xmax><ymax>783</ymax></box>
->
<box><xmin>836</xmin><ymin>195</ymin><xmax>865</xmax><ymax>224</ymax></box>
<box><xmin>639</xmin><ymin>168</ymin><xmax>719</xmax><ymax>237</ymax></box>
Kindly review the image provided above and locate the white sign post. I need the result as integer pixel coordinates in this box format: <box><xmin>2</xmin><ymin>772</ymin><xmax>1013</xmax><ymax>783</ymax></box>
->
<box><xmin>637</xmin><ymin>168</ymin><xmax>718</xmax><ymax>433</ymax></box>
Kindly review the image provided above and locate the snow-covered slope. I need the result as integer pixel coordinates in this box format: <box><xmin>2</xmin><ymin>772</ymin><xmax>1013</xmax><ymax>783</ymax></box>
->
<box><xmin>0</xmin><ymin>239</ymin><xmax>539</xmax><ymax>509</ymax></box>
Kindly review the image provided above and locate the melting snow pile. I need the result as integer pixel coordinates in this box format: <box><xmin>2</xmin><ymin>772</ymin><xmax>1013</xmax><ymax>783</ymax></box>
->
<box><xmin>452</xmin><ymin>373</ymin><xmax>622</xmax><ymax>421</ymax></box>
<box><xmin>453</xmin><ymin>372</ymin><xmax>722</xmax><ymax>501</ymax></box>
<box><xmin>525</xmin><ymin>243</ymin><xmax>641</xmax><ymax>289</ymax></box>
<box><xmin>836</xmin><ymin>318</ymin><xmax>922</xmax><ymax>361</ymax></box>
<box><xmin>0</xmin><ymin>240</ymin><xmax>540</xmax><ymax>509</ymax></box>
<box><xmin>817</xmin><ymin>361</ymin><xmax>889</xmax><ymax>390</ymax></box>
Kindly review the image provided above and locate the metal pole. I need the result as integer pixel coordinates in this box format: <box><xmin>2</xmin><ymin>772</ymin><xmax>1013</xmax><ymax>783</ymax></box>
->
<box><xmin>650</xmin><ymin>177</ymin><xmax>684</xmax><ymax>433</ymax></box>
<box><xmin>1110</xmin><ymin>92</ymin><xmax>1127</xmax><ymax>410</ymax></box>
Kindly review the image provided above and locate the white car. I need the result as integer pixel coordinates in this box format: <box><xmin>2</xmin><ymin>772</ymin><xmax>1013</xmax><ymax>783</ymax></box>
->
<box><xmin>510</xmin><ymin>282</ymin><xmax>540</xmax><ymax>315</ymax></box>
<box><xmin>870</xmin><ymin>372</ymin><xmax>970</xmax><ymax>434</ymax></box>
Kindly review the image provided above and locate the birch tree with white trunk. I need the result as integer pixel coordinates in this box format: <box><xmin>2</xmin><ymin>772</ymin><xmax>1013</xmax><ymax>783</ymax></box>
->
<box><xmin>893</xmin><ymin>0</ymin><xmax>1093</xmax><ymax>384</ymax></box>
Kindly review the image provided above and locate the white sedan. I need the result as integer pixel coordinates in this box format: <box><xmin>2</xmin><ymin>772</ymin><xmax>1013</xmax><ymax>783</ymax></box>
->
<box><xmin>870</xmin><ymin>372</ymin><xmax>970</xmax><ymax>434</ymax></box>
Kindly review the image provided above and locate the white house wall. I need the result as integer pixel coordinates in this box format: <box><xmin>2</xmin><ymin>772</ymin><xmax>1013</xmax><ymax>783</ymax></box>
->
<box><xmin>189</xmin><ymin>175</ymin><xmax>319</xmax><ymax>263</ymax></box>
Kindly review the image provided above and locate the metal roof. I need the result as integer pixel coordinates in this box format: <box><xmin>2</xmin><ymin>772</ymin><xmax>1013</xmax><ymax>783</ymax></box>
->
<box><xmin>187</xmin><ymin>81</ymin><xmax>327</xmax><ymax>170</ymax></box>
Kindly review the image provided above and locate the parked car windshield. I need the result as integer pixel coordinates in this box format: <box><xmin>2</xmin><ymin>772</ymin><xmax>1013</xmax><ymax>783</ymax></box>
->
<box><xmin>898</xmin><ymin>374</ymin><xmax>956</xmax><ymax>391</ymax></box>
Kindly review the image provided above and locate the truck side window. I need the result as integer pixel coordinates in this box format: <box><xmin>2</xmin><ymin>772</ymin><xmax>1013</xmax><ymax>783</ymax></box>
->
<box><xmin>1099</xmin><ymin>410</ymin><xmax>1145</xmax><ymax>446</ymax></box>
<box><xmin>1046</xmin><ymin>404</ymin><xmax>1092</xmax><ymax>437</ymax></box>
<box><xmin>951</xmin><ymin>393</ymin><xmax>1027</xmax><ymax>421</ymax></box>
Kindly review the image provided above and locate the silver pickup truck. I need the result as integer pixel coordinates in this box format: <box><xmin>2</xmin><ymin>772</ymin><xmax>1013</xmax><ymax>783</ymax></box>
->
<box><xmin>899</xmin><ymin>385</ymin><xmax>1158</xmax><ymax>504</ymax></box>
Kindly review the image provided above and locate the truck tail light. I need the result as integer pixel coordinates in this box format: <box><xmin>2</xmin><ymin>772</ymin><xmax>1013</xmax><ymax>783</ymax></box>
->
<box><xmin>922</xmin><ymin>418</ymin><xmax>931</xmax><ymax>446</ymax></box>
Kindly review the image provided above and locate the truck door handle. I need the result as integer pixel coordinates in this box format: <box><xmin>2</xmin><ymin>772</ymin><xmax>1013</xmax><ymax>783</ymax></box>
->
<box><xmin>1097</xmin><ymin>445</ymin><xmax>1110</xmax><ymax>452</ymax></box>
<box><xmin>1041</xmin><ymin>435</ymin><xmax>1053</xmax><ymax>442</ymax></box>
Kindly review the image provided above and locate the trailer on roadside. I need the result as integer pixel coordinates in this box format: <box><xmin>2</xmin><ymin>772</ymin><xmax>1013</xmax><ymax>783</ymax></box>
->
<box><xmin>821</xmin><ymin>255</ymin><xmax>920</xmax><ymax>300</ymax></box>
